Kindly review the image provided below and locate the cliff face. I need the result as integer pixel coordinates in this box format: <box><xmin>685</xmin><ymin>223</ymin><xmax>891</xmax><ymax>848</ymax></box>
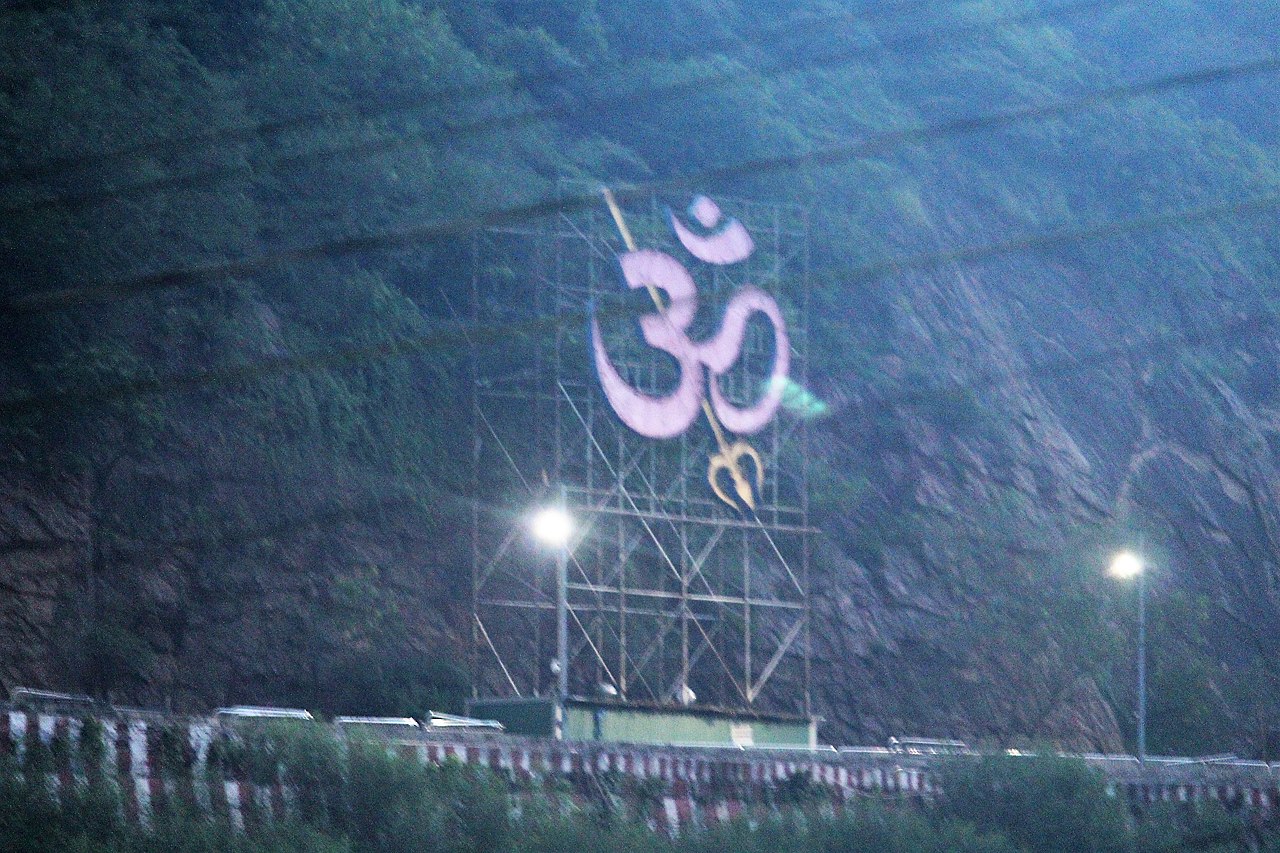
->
<box><xmin>0</xmin><ymin>466</ymin><xmax>89</xmax><ymax>693</ymax></box>
<box><xmin>0</xmin><ymin>415</ymin><xmax>468</xmax><ymax>715</ymax></box>
<box><xmin>2</xmin><ymin>0</ymin><xmax>1279</xmax><ymax>754</ymax></box>
<box><xmin>806</xmin><ymin>191</ymin><xmax>1280</xmax><ymax>751</ymax></box>
<box><xmin>13</xmin><ymin>230</ymin><xmax>1279</xmax><ymax>751</ymax></box>
<box><xmin>809</xmin><ymin>263</ymin><xmax>1123</xmax><ymax>750</ymax></box>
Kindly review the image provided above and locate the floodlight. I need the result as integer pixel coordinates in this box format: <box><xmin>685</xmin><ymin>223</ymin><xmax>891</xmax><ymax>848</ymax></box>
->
<box><xmin>1109</xmin><ymin>551</ymin><xmax>1144</xmax><ymax>579</ymax></box>
<box><xmin>531</xmin><ymin>507</ymin><xmax>573</xmax><ymax>547</ymax></box>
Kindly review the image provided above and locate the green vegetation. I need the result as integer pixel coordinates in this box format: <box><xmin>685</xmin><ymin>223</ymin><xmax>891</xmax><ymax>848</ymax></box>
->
<box><xmin>938</xmin><ymin>754</ymin><xmax>1275</xmax><ymax>853</ymax></box>
<box><xmin>2</xmin><ymin>0</ymin><xmax>1280</xmax><ymax>756</ymax></box>
<box><xmin>939</xmin><ymin>754</ymin><xmax>1131</xmax><ymax>853</ymax></box>
<box><xmin>3</xmin><ymin>728</ymin><xmax>1279</xmax><ymax>853</ymax></box>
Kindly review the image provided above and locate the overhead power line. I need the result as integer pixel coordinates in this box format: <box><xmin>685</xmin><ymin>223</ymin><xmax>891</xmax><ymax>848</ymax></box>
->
<box><xmin>2</xmin><ymin>204</ymin><xmax>1274</xmax><ymax>563</ymax></box>
<box><xmin>2</xmin><ymin>188</ymin><xmax>1276</xmax><ymax>421</ymax></box>
<box><xmin>5</xmin><ymin>293</ymin><xmax>1274</xmax><ymax>566</ymax></box>
<box><xmin>0</xmin><ymin>0</ymin><xmax>1008</xmax><ymax>184</ymax></box>
<box><xmin>849</xmin><ymin>192</ymin><xmax>1280</xmax><ymax>282</ymax></box>
<box><xmin>1</xmin><ymin>0</ymin><xmax>1122</xmax><ymax>216</ymax></box>
<box><xmin>0</xmin><ymin>8</ymin><xmax>835</xmax><ymax>181</ymax></box>
<box><xmin>6</xmin><ymin>50</ymin><xmax>1277</xmax><ymax>317</ymax></box>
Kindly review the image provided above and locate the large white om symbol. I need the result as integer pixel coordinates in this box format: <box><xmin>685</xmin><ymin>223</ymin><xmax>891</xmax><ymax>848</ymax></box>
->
<box><xmin>591</xmin><ymin>194</ymin><xmax>790</xmax><ymax>509</ymax></box>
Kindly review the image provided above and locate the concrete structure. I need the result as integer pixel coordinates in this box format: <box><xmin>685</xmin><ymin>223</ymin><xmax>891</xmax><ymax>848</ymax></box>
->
<box><xmin>468</xmin><ymin>696</ymin><xmax>816</xmax><ymax>747</ymax></box>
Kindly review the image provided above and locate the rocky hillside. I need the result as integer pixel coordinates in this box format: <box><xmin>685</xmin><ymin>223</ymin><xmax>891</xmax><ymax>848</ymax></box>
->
<box><xmin>2</xmin><ymin>0</ymin><xmax>1279</xmax><ymax>754</ymax></box>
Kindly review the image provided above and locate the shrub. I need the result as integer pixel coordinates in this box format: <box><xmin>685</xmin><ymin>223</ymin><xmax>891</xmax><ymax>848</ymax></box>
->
<box><xmin>936</xmin><ymin>754</ymin><xmax>1132</xmax><ymax>853</ymax></box>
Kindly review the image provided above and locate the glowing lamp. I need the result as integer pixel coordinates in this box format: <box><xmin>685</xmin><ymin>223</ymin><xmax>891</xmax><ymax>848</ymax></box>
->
<box><xmin>1109</xmin><ymin>551</ymin><xmax>1144</xmax><ymax>579</ymax></box>
<box><xmin>531</xmin><ymin>507</ymin><xmax>573</xmax><ymax>547</ymax></box>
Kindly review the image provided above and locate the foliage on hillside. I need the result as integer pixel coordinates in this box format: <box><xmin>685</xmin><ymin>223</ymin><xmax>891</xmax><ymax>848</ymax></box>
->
<box><xmin>2</xmin><ymin>0</ymin><xmax>1279</xmax><ymax>752</ymax></box>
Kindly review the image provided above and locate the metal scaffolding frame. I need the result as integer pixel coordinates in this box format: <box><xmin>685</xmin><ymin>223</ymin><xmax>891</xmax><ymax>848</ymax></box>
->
<box><xmin>470</xmin><ymin>187</ymin><xmax>812</xmax><ymax>716</ymax></box>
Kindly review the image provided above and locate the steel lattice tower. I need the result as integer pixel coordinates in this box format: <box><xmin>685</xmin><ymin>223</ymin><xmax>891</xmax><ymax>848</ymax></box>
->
<box><xmin>470</xmin><ymin>185</ymin><xmax>812</xmax><ymax>716</ymax></box>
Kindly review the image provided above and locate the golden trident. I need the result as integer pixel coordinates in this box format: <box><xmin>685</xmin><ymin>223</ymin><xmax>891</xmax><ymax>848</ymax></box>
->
<box><xmin>601</xmin><ymin>188</ymin><xmax>764</xmax><ymax>512</ymax></box>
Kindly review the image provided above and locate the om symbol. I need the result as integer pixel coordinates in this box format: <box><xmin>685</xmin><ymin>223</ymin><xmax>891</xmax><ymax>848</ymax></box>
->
<box><xmin>590</xmin><ymin>196</ymin><xmax>790</xmax><ymax>442</ymax></box>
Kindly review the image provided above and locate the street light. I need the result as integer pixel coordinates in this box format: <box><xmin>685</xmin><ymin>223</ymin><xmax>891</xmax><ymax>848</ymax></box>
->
<box><xmin>531</xmin><ymin>496</ymin><xmax>573</xmax><ymax>708</ymax></box>
<box><xmin>531</xmin><ymin>506</ymin><xmax>573</xmax><ymax>549</ymax></box>
<box><xmin>1109</xmin><ymin>549</ymin><xmax>1147</xmax><ymax>766</ymax></box>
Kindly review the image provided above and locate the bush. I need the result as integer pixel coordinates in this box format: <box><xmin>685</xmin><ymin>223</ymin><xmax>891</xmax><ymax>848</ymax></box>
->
<box><xmin>936</xmin><ymin>754</ymin><xmax>1132</xmax><ymax>853</ymax></box>
<box><xmin>517</xmin><ymin>812</ymin><xmax>673</xmax><ymax>853</ymax></box>
<box><xmin>240</xmin><ymin>721</ymin><xmax>346</xmax><ymax>820</ymax></box>
<box><xmin>1134</xmin><ymin>802</ymin><xmax>1248</xmax><ymax>853</ymax></box>
<box><xmin>16</xmin><ymin>732</ymin><xmax>1280</xmax><ymax>853</ymax></box>
<box><xmin>683</xmin><ymin>804</ymin><xmax>1020</xmax><ymax>853</ymax></box>
<box><xmin>0</xmin><ymin>753</ymin><xmax>347</xmax><ymax>853</ymax></box>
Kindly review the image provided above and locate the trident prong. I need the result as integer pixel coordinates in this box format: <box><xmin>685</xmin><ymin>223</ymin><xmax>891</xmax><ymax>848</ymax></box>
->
<box><xmin>709</xmin><ymin>440</ymin><xmax>764</xmax><ymax>512</ymax></box>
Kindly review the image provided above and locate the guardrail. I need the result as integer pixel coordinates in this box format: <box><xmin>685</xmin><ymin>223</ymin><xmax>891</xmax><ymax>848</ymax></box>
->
<box><xmin>1</xmin><ymin>699</ymin><xmax>1276</xmax><ymax>829</ymax></box>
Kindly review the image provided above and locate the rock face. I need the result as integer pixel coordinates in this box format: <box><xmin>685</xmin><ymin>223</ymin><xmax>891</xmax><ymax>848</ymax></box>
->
<box><xmin>0</xmin><ymin>467</ymin><xmax>90</xmax><ymax>693</ymax></box>
<box><xmin>803</xmin><ymin>197</ymin><xmax>1280</xmax><ymax>751</ymax></box>
<box><xmin>4</xmin><ymin>167</ymin><xmax>1280</xmax><ymax>751</ymax></box>
<box><xmin>5</xmin><ymin>235</ymin><xmax>1278</xmax><ymax>753</ymax></box>
<box><xmin>2</xmin><ymin>0</ymin><xmax>1278</xmax><ymax>756</ymax></box>
<box><xmin>805</xmin><ymin>258</ymin><xmax>1124</xmax><ymax>751</ymax></box>
<box><xmin>0</xmin><ymin>387</ymin><xmax>470</xmax><ymax>715</ymax></box>
<box><xmin>5</xmin><ymin>194</ymin><xmax>1279</xmax><ymax>752</ymax></box>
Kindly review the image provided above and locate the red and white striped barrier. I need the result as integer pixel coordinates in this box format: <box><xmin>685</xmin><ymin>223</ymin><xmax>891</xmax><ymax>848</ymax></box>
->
<box><xmin>2</xmin><ymin>707</ymin><xmax>1276</xmax><ymax>835</ymax></box>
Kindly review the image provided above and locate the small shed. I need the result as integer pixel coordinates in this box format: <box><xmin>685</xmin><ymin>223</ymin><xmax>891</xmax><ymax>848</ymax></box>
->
<box><xmin>467</xmin><ymin>696</ymin><xmax>815</xmax><ymax>747</ymax></box>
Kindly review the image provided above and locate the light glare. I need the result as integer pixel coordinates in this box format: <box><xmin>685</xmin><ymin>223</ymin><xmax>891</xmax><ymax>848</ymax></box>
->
<box><xmin>1109</xmin><ymin>551</ymin><xmax>1144</xmax><ymax>579</ymax></box>
<box><xmin>532</xmin><ymin>507</ymin><xmax>573</xmax><ymax>546</ymax></box>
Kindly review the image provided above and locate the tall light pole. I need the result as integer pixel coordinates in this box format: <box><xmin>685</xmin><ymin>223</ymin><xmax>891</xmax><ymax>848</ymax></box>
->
<box><xmin>531</xmin><ymin>493</ymin><xmax>573</xmax><ymax>704</ymax></box>
<box><xmin>1109</xmin><ymin>549</ymin><xmax>1147</xmax><ymax>766</ymax></box>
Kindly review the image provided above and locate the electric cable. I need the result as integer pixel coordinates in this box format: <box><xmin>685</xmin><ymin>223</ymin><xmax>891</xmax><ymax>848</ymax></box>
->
<box><xmin>2</xmin><ymin>189</ymin><xmax>1275</xmax><ymax>421</ymax></box>
<box><xmin>0</xmin><ymin>0</ymin><xmax>1124</xmax><ymax>216</ymax></box>
<box><xmin>4</xmin><ymin>1</ymin><xmax>1275</xmax><ymax>728</ymax></box>
<box><xmin>6</xmin><ymin>50</ymin><xmax>1276</xmax><ymax>317</ymax></box>
<box><xmin>0</xmin><ymin>0</ymin><xmax>1046</xmax><ymax>184</ymax></box>
<box><xmin>0</xmin><ymin>3</ymin><xmax>894</xmax><ymax>181</ymax></box>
